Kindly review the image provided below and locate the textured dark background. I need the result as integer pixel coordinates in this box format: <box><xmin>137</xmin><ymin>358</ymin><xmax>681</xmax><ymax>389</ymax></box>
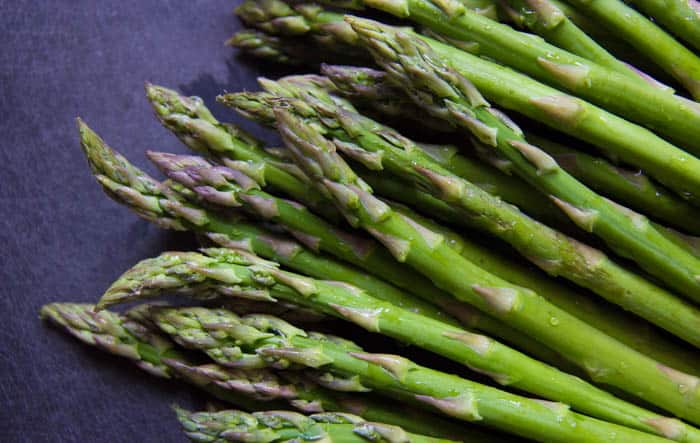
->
<box><xmin>0</xmin><ymin>1</ymin><xmax>293</xmax><ymax>441</ymax></box>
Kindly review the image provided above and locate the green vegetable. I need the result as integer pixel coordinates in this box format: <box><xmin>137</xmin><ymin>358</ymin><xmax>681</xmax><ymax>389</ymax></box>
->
<box><xmin>321</xmin><ymin>65</ymin><xmax>700</xmax><ymax>234</ymax></box>
<box><xmin>348</xmin><ymin>17</ymin><xmax>700</xmax><ymax>301</ymax></box>
<box><xmin>174</xmin><ymin>408</ymin><xmax>459</xmax><ymax>443</ymax></box>
<box><xmin>42</xmin><ymin>303</ymin><xmax>473</xmax><ymax>438</ymax></box>
<box><xmin>222</xmin><ymin>76</ymin><xmax>700</xmax><ymax>352</ymax></box>
<box><xmin>235</xmin><ymin>1</ymin><xmax>700</xmax><ymax>202</ymax></box>
<box><xmin>273</xmin><ymin>102</ymin><xmax>700</xmax><ymax>424</ymax></box>
<box><xmin>151</xmin><ymin>306</ymin><xmax>677</xmax><ymax>443</ymax></box>
<box><xmin>566</xmin><ymin>0</ymin><xmax>700</xmax><ymax>98</ymax></box>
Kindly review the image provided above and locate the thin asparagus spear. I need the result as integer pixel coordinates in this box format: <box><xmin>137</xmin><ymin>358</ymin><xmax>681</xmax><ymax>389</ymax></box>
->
<box><xmin>236</xmin><ymin>2</ymin><xmax>700</xmax><ymax>202</ymax></box>
<box><xmin>350</xmin><ymin>16</ymin><xmax>700</xmax><ymax>301</ymax></box>
<box><xmin>174</xmin><ymin>408</ymin><xmax>459</xmax><ymax>443</ymax></box>
<box><xmin>42</xmin><ymin>303</ymin><xmax>474</xmax><ymax>438</ymax></box>
<box><xmin>625</xmin><ymin>0</ymin><xmax>700</xmax><ymax>53</ymax></box>
<box><xmin>274</xmin><ymin>104</ymin><xmax>700</xmax><ymax>424</ymax></box>
<box><xmin>228</xmin><ymin>29</ymin><xmax>373</xmax><ymax>66</ymax></box>
<box><xmin>499</xmin><ymin>0</ymin><xmax>656</xmax><ymax>85</ymax></box>
<box><xmin>223</xmin><ymin>78</ymin><xmax>700</xmax><ymax>350</ymax></box>
<box><xmin>564</xmin><ymin>0</ymin><xmax>700</xmax><ymax>98</ymax></box>
<box><xmin>321</xmin><ymin>64</ymin><xmax>700</xmax><ymax>235</ymax></box>
<box><xmin>151</xmin><ymin>307</ymin><xmax>676</xmax><ymax>443</ymax></box>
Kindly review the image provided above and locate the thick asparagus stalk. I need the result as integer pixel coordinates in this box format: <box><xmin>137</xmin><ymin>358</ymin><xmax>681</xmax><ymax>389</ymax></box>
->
<box><xmin>224</xmin><ymin>78</ymin><xmax>700</xmax><ymax>350</ymax></box>
<box><xmin>321</xmin><ymin>64</ymin><xmax>700</xmax><ymax>235</ymax></box>
<box><xmin>151</xmin><ymin>307</ymin><xmax>675</xmax><ymax>443</ymax></box>
<box><xmin>564</xmin><ymin>0</ymin><xmax>700</xmax><ymax>98</ymax></box>
<box><xmin>274</xmin><ymin>104</ymin><xmax>700</xmax><ymax>424</ymax></box>
<box><xmin>42</xmin><ymin>303</ymin><xmax>473</xmax><ymax>438</ymax></box>
<box><xmin>237</xmin><ymin>2</ymin><xmax>700</xmax><ymax>202</ymax></box>
<box><xmin>174</xmin><ymin>408</ymin><xmax>457</xmax><ymax>443</ymax></box>
<box><xmin>350</xmin><ymin>17</ymin><xmax>700</xmax><ymax>301</ymax></box>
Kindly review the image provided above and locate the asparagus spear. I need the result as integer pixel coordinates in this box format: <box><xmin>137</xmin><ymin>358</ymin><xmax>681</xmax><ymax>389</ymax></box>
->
<box><xmin>563</xmin><ymin>0</ymin><xmax>700</xmax><ymax>98</ymax></box>
<box><xmin>321</xmin><ymin>65</ymin><xmax>700</xmax><ymax>234</ymax></box>
<box><xmin>350</xmin><ymin>16</ymin><xmax>700</xmax><ymax>301</ymax></box>
<box><xmin>151</xmin><ymin>307</ymin><xmax>676</xmax><ymax>443</ymax></box>
<box><xmin>236</xmin><ymin>2</ymin><xmax>700</xmax><ymax>202</ymax></box>
<box><xmin>174</xmin><ymin>408</ymin><xmax>458</xmax><ymax>443</ymax></box>
<box><xmin>624</xmin><ymin>0</ymin><xmax>700</xmax><ymax>53</ymax></box>
<box><xmin>499</xmin><ymin>0</ymin><xmax>658</xmax><ymax>85</ymax></box>
<box><xmin>228</xmin><ymin>29</ymin><xmax>372</xmax><ymax>66</ymax></box>
<box><xmin>42</xmin><ymin>303</ymin><xmax>474</xmax><ymax>438</ymax></box>
<box><xmin>224</xmin><ymin>78</ymin><xmax>700</xmax><ymax>351</ymax></box>
<box><xmin>274</xmin><ymin>103</ymin><xmax>700</xmax><ymax>424</ymax></box>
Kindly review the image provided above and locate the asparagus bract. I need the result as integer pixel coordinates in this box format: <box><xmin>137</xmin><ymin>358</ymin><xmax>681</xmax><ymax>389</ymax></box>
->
<box><xmin>322</xmin><ymin>65</ymin><xmax>700</xmax><ymax>235</ymax></box>
<box><xmin>273</xmin><ymin>103</ymin><xmax>700</xmax><ymax>424</ymax></box>
<box><xmin>174</xmin><ymin>408</ymin><xmax>457</xmax><ymax>443</ymax></box>
<box><xmin>222</xmin><ymin>77</ymin><xmax>700</xmax><ymax>351</ymax></box>
<box><xmin>152</xmin><ymin>307</ymin><xmax>675</xmax><ymax>443</ymax></box>
<box><xmin>349</xmin><ymin>16</ymin><xmax>700</xmax><ymax>302</ymax></box>
<box><xmin>236</xmin><ymin>2</ymin><xmax>700</xmax><ymax>201</ymax></box>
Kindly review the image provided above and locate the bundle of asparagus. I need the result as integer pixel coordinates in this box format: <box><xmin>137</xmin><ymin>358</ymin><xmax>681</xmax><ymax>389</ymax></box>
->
<box><xmin>44</xmin><ymin>0</ymin><xmax>700</xmax><ymax>441</ymax></box>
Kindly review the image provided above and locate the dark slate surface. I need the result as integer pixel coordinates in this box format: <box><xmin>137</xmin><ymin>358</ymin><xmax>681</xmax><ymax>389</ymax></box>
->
<box><xmin>0</xmin><ymin>2</ymin><xmax>293</xmax><ymax>441</ymax></box>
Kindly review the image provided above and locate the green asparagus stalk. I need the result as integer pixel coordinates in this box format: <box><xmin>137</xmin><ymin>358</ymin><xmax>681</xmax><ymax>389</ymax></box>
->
<box><xmin>42</xmin><ymin>303</ymin><xmax>475</xmax><ymax>438</ymax></box>
<box><xmin>151</xmin><ymin>307</ymin><xmax>676</xmax><ymax>443</ymax></box>
<box><xmin>236</xmin><ymin>2</ymin><xmax>700</xmax><ymax>203</ymax></box>
<box><xmin>174</xmin><ymin>408</ymin><xmax>458</xmax><ymax>443</ymax></box>
<box><xmin>321</xmin><ymin>64</ymin><xmax>700</xmax><ymax>234</ymax></box>
<box><xmin>350</xmin><ymin>16</ymin><xmax>700</xmax><ymax>301</ymax></box>
<box><xmin>499</xmin><ymin>0</ymin><xmax>658</xmax><ymax>86</ymax></box>
<box><xmin>223</xmin><ymin>77</ymin><xmax>700</xmax><ymax>351</ymax></box>
<box><xmin>625</xmin><ymin>0</ymin><xmax>700</xmax><ymax>53</ymax></box>
<box><xmin>103</xmin><ymin>248</ymin><xmax>696</xmax><ymax>437</ymax></box>
<box><xmin>371</xmin><ymin>179</ymin><xmax>700</xmax><ymax>376</ymax></box>
<box><xmin>564</xmin><ymin>0</ymin><xmax>700</xmax><ymax>98</ymax></box>
<box><xmin>78</xmin><ymin>119</ymin><xmax>455</xmax><ymax>325</ymax></box>
<box><xmin>274</xmin><ymin>103</ymin><xmax>700</xmax><ymax>424</ymax></box>
<box><xmin>228</xmin><ymin>29</ymin><xmax>372</xmax><ymax>66</ymax></box>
